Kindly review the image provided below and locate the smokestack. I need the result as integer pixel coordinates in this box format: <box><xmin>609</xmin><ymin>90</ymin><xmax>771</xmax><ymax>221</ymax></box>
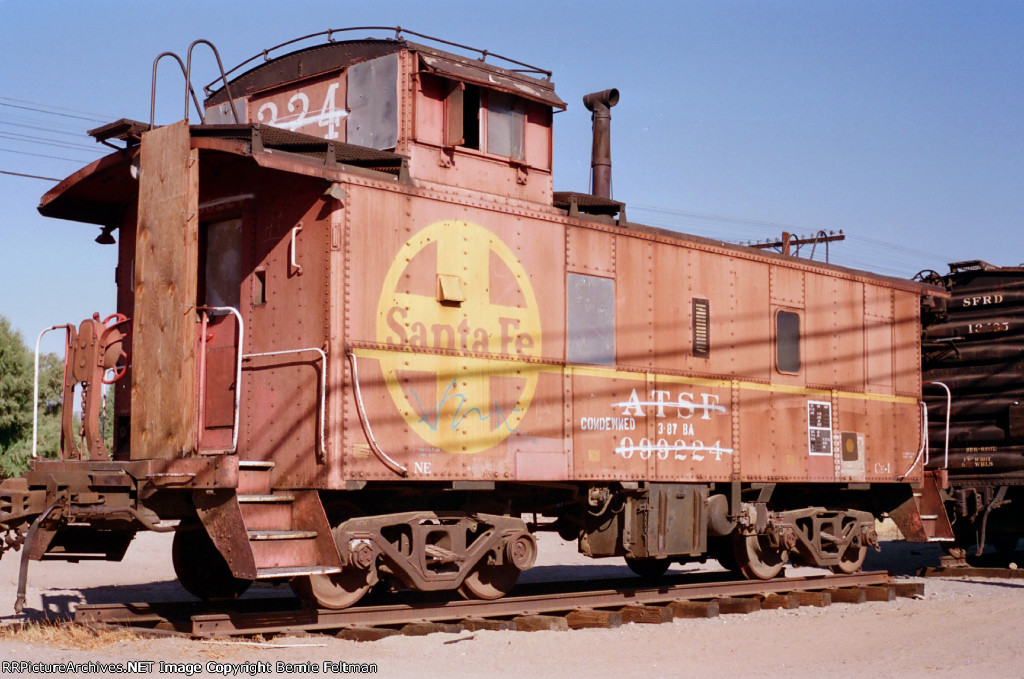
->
<box><xmin>583</xmin><ymin>88</ymin><xmax>619</xmax><ymax>199</ymax></box>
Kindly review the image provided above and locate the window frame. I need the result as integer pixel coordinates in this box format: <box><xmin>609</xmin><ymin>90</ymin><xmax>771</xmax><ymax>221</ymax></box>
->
<box><xmin>775</xmin><ymin>308</ymin><xmax>802</xmax><ymax>375</ymax></box>
<box><xmin>692</xmin><ymin>297</ymin><xmax>710</xmax><ymax>358</ymax></box>
<box><xmin>443</xmin><ymin>79</ymin><xmax>527</xmax><ymax>161</ymax></box>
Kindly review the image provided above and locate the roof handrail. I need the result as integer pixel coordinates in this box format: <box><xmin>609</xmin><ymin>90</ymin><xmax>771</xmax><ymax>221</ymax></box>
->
<box><xmin>205</xmin><ymin>26</ymin><xmax>553</xmax><ymax>95</ymax></box>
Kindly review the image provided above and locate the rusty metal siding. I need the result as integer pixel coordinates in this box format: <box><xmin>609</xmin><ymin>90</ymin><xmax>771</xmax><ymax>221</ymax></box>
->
<box><xmin>341</xmin><ymin>180</ymin><xmax>564</xmax><ymax>482</ymax></box>
<box><xmin>248</xmin><ymin>70</ymin><xmax>348</xmax><ymax>141</ymax></box>
<box><xmin>323</xmin><ymin>178</ymin><xmax>927</xmax><ymax>489</ymax></box>
<box><xmin>895</xmin><ymin>290</ymin><xmax>923</xmax><ymax>397</ymax></box>
<box><xmin>565</xmin><ymin>226</ymin><xmax>615</xmax><ymax>277</ymax></box>
<box><xmin>327</xmin><ymin>193</ymin><xmax>347</xmax><ymax>488</ymax></box>
<box><xmin>572</xmin><ymin>370</ymin><xmax>649</xmax><ymax>482</ymax></box>
<box><xmin>686</xmin><ymin>249</ymin><xmax>736</xmax><ymax>379</ymax></box>
<box><xmin>803</xmin><ymin>273</ymin><xmax>837</xmax><ymax>387</ymax></box>
<box><xmin>136</xmin><ymin>151</ymin><xmax>928</xmax><ymax>491</ymax></box>
<box><xmin>616</xmin><ymin>238</ymin><xmax>654</xmax><ymax>370</ymax></box>
<box><xmin>729</xmin><ymin>258</ymin><xmax>771</xmax><ymax>380</ymax></box>
<box><xmin>865</xmin><ymin>286</ymin><xmax>895</xmax><ymax>390</ymax></box>
<box><xmin>651</xmin><ymin>377</ymin><xmax>733</xmax><ymax>483</ymax></box>
<box><xmin>241</xmin><ymin>170</ymin><xmax>330</xmax><ymax>488</ymax></box>
<box><xmin>112</xmin><ymin>203</ymin><xmax>138</xmax><ymax>459</ymax></box>
<box><xmin>651</xmin><ymin>244</ymin><xmax>688</xmax><ymax>374</ymax></box>
<box><xmin>835</xmin><ymin>277</ymin><xmax>866</xmax><ymax>392</ymax></box>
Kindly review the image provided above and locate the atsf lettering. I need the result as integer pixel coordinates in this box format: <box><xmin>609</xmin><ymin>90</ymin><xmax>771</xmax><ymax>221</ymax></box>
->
<box><xmin>613</xmin><ymin>388</ymin><xmax>726</xmax><ymax>420</ymax></box>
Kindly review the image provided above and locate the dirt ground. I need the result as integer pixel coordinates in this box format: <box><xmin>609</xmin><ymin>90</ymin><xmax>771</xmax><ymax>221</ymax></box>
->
<box><xmin>1</xmin><ymin>529</ymin><xmax>1022</xmax><ymax>679</ymax></box>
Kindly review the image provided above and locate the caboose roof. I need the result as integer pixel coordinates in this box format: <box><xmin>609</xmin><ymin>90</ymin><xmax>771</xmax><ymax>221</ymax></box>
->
<box><xmin>38</xmin><ymin>123</ymin><xmax>406</xmax><ymax>225</ymax></box>
<box><xmin>205</xmin><ymin>37</ymin><xmax>566</xmax><ymax>110</ymax></box>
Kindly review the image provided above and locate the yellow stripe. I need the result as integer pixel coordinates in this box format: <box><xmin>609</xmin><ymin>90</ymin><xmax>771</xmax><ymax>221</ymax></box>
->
<box><xmin>350</xmin><ymin>347</ymin><xmax>918</xmax><ymax>406</ymax></box>
<box><xmin>740</xmin><ymin>381</ymin><xmax>831</xmax><ymax>398</ymax></box>
<box><xmin>837</xmin><ymin>391</ymin><xmax>918</xmax><ymax>405</ymax></box>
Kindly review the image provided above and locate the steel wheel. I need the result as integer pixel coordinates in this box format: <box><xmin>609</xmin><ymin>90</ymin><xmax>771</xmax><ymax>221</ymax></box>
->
<box><xmin>172</xmin><ymin>526</ymin><xmax>252</xmax><ymax>601</ymax></box>
<box><xmin>734</xmin><ymin>534</ymin><xmax>788</xmax><ymax>580</ymax></box>
<box><xmin>458</xmin><ymin>561</ymin><xmax>521</xmax><ymax>600</ymax></box>
<box><xmin>625</xmin><ymin>557</ymin><xmax>670</xmax><ymax>578</ymax></box>
<box><xmin>292</xmin><ymin>568</ymin><xmax>374</xmax><ymax>609</ymax></box>
<box><xmin>828</xmin><ymin>544</ymin><xmax>868</xmax><ymax>574</ymax></box>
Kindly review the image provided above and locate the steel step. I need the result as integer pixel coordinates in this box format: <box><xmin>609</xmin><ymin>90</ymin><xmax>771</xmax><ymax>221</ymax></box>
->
<box><xmin>238</xmin><ymin>460</ymin><xmax>275</xmax><ymax>470</ymax></box>
<box><xmin>238</xmin><ymin>494</ymin><xmax>296</xmax><ymax>503</ymax></box>
<box><xmin>247</xmin><ymin>530</ymin><xmax>318</xmax><ymax>541</ymax></box>
<box><xmin>255</xmin><ymin>566</ymin><xmax>343</xmax><ymax>579</ymax></box>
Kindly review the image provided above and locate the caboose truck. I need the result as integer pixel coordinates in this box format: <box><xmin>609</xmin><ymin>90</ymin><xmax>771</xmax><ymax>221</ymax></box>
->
<box><xmin>0</xmin><ymin>29</ymin><xmax>949</xmax><ymax>610</ymax></box>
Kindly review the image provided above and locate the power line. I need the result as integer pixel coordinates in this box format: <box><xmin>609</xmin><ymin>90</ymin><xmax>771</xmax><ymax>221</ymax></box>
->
<box><xmin>633</xmin><ymin>203</ymin><xmax>806</xmax><ymax>233</ymax></box>
<box><xmin>0</xmin><ymin>112</ymin><xmax>92</xmax><ymax>135</ymax></box>
<box><xmin>630</xmin><ymin>202</ymin><xmax>954</xmax><ymax>271</ymax></box>
<box><xmin>0</xmin><ymin>169</ymin><xmax>61</xmax><ymax>182</ymax></box>
<box><xmin>0</xmin><ymin>131</ymin><xmax>102</xmax><ymax>153</ymax></box>
<box><xmin>0</xmin><ymin>101</ymin><xmax>107</xmax><ymax>124</ymax></box>
<box><xmin>0</xmin><ymin>96</ymin><xmax>112</xmax><ymax>121</ymax></box>
<box><xmin>0</xmin><ymin>147</ymin><xmax>95</xmax><ymax>163</ymax></box>
<box><xmin>0</xmin><ymin>119</ymin><xmax>93</xmax><ymax>138</ymax></box>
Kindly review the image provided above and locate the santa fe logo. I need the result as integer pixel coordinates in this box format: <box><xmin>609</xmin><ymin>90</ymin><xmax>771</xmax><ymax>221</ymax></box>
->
<box><xmin>377</xmin><ymin>221</ymin><xmax>542</xmax><ymax>454</ymax></box>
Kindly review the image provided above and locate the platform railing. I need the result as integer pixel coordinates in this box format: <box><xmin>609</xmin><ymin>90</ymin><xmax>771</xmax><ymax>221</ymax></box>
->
<box><xmin>31</xmin><ymin>324</ymin><xmax>72</xmax><ymax>459</ymax></box>
<box><xmin>924</xmin><ymin>381</ymin><xmax>952</xmax><ymax>469</ymax></box>
<box><xmin>197</xmin><ymin>306</ymin><xmax>327</xmax><ymax>456</ymax></box>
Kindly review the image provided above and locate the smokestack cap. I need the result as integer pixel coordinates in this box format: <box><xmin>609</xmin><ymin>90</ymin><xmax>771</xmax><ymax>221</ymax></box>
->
<box><xmin>583</xmin><ymin>88</ymin><xmax>619</xmax><ymax>111</ymax></box>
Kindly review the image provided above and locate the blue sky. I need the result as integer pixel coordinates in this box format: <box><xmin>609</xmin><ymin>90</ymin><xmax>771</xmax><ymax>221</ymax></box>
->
<box><xmin>2</xmin><ymin>1</ymin><xmax>1022</xmax><ymax>354</ymax></box>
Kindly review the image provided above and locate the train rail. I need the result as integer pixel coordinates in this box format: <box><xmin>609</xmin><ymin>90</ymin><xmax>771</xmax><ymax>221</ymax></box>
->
<box><xmin>73</xmin><ymin>571</ymin><xmax>921</xmax><ymax>639</ymax></box>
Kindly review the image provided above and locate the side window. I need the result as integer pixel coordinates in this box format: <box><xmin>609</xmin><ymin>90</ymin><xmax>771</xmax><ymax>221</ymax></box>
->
<box><xmin>486</xmin><ymin>91</ymin><xmax>525</xmax><ymax>160</ymax></box>
<box><xmin>776</xmin><ymin>310</ymin><xmax>801</xmax><ymax>374</ymax></box>
<box><xmin>444</xmin><ymin>81</ymin><xmax>525</xmax><ymax>160</ymax></box>
<box><xmin>200</xmin><ymin>218</ymin><xmax>243</xmax><ymax>311</ymax></box>
<box><xmin>567</xmin><ymin>273</ymin><xmax>615</xmax><ymax>365</ymax></box>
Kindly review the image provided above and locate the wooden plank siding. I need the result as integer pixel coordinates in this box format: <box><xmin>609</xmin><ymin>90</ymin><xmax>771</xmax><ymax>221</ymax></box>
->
<box><xmin>130</xmin><ymin>121</ymin><xmax>199</xmax><ymax>459</ymax></box>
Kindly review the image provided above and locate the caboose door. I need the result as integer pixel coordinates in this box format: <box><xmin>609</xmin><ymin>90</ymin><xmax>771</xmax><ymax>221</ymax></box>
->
<box><xmin>197</xmin><ymin>217</ymin><xmax>244</xmax><ymax>453</ymax></box>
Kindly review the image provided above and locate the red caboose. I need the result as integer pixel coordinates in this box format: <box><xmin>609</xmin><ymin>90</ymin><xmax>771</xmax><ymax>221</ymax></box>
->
<box><xmin>0</xmin><ymin>29</ymin><xmax>944</xmax><ymax>609</ymax></box>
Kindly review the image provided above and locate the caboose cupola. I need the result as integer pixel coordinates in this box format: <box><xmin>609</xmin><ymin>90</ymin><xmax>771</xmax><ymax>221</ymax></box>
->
<box><xmin>204</xmin><ymin>29</ymin><xmax>564</xmax><ymax>203</ymax></box>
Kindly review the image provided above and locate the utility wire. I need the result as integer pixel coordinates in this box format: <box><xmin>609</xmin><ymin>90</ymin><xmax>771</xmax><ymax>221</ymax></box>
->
<box><xmin>0</xmin><ymin>119</ymin><xmax>94</xmax><ymax>138</ymax></box>
<box><xmin>0</xmin><ymin>169</ymin><xmax>61</xmax><ymax>182</ymax></box>
<box><xmin>0</xmin><ymin>147</ymin><xmax>96</xmax><ymax>163</ymax></box>
<box><xmin>630</xmin><ymin>202</ymin><xmax>957</xmax><ymax>277</ymax></box>
<box><xmin>0</xmin><ymin>131</ymin><xmax>102</xmax><ymax>153</ymax></box>
<box><xmin>0</xmin><ymin>99</ymin><xmax>109</xmax><ymax>123</ymax></box>
<box><xmin>0</xmin><ymin>112</ymin><xmax>93</xmax><ymax>135</ymax></box>
<box><xmin>0</xmin><ymin>96</ymin><xmax>112</xmax><ymax>120</ymax></box>
<box><xmin>630</xmin><ymin>203</ymin><xmax>953</xmax><ymax>268</ymax></box>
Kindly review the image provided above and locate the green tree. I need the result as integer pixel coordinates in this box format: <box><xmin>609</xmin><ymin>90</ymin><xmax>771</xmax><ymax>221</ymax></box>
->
<box><xmin>0</xmin><ymin>318</ymin><xmax>63</xmax><ymax>477</ymax></box>
<box><xmin>103</xmin><ymin>383</ymin><xmax>115</xmax><ymax>451</ymax></box>
<box><xmin>0</xmin><ymin>318</ymin><xmax>33</xmax><ymax>453</ymax></box>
